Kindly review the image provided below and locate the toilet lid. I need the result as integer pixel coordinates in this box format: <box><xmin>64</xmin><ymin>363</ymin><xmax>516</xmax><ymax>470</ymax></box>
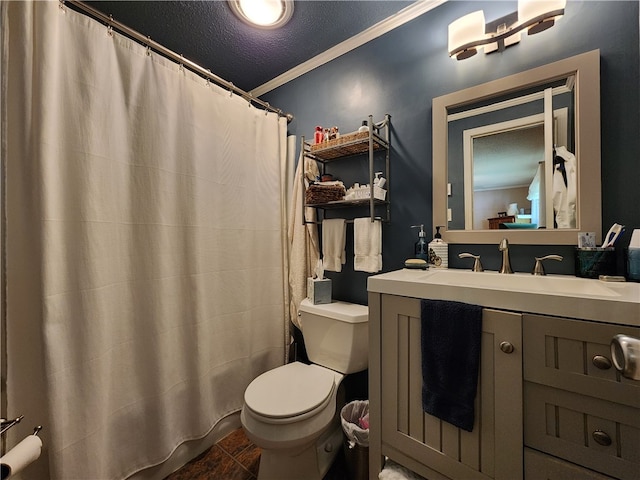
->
<box><xmin>244</xmin><ymin>363</ymin><xmax>335</xmax><ymax>419</ymax></box>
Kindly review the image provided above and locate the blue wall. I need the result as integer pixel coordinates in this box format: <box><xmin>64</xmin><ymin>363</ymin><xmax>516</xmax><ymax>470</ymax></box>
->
<box><xmin>265</xmin><ymin>1</ymin><xmax>640</xmax><ymax>305</ymax></box>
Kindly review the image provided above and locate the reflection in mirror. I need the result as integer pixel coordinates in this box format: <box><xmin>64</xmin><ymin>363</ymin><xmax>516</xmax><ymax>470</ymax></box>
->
<box><xmin>448</xmin><ymin>78</ymin><xmax>575</xmax><ymax>231</ymax></box>
<box><xmin>470</xmin><ymin>122</ymin><xmax>545</xmax><ymax>229</ymax></box>
<box><xmin>432</xmin><ymin>50</ymin><xmax>601</xmax><ymax>245</ymax></box>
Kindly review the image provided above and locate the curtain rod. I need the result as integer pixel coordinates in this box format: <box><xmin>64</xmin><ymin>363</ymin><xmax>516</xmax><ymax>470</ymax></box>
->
<box><xmin>63</xmin><ymin>0</ymin><xmax>293</xmax><ymax>122</ymax></box>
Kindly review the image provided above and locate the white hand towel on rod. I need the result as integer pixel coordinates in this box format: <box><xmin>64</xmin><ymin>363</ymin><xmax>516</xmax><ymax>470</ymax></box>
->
<box><xmin>354</xmin><ymin>217</ymin><xmax>382</xmax><ymax>273</ymax></box>
<box><xmin>322</xmin><ymin>218</ymin><xmax>346</xmax><ymax>272</ymax></box>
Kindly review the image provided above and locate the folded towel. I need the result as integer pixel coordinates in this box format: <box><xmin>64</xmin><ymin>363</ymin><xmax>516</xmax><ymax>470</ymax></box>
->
<box><xmin>322</xmin><ymin>218</ymin><xmax>346</xmax><ymax>272</ymax></box>
<box><xmin>354</xmin><ymin>218</ymin><xmax>382</xmax><ymax>273</ymax></box>
<box><xmin>379</xmin><ymin>459</ymin><xmax>427</xmax><ymax>480</ymax></box>
<box><xmin>420</xmin><ymin>299</ymin><xmax>482</xmax><ymax>432</ymax></box>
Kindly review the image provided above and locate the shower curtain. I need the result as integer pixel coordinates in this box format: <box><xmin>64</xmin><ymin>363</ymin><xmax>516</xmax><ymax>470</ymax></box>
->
<box><xmin>2</xmin><ymin>2</ymin><xmax>288</xmax><ymax>478</ymax></box>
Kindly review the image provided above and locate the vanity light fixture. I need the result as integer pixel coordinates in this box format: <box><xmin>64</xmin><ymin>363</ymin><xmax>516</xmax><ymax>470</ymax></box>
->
<box><xmin>448</xmin><ymin>0</ymin><xmax>566</xmax><ymax>60</ymax></box>
<box><xmin>228</xmin><ymin>0</ymin><xmax>294</xmax><ymax>29</ymax></box>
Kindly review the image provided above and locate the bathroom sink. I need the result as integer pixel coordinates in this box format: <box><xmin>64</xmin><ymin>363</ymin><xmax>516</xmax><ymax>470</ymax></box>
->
<box><xmin>368</xmin><ymin>267</ymin><xmax>639</xmax><ymax>325</ymax></box>
<box><xmin>418</xmin><ymin>269</ymin><xmax>621</xmax><ymax>298</ymax></box>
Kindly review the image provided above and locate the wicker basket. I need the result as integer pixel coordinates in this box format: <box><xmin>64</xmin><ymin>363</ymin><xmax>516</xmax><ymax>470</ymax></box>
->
<box><xmin>309</xmin><ymin>131</ymin><xmax>369</xmax><ymax>152</ymax></box>
<box><xmin>305</xmin><ymin>184</ymin><xmax>346</xmax><ymax>204</ymax></box>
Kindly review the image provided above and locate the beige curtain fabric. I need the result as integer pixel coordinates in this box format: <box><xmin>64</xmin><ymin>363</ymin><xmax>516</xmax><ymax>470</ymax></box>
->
<box><xmin>287</xmin><ymin>153</ymin><xmax>320</xmax><ymax>330</ymax></box>
<box><xmin>2</xmin><ymin>2</ymin><xmax>287</xmax><ymax>478</ymax></box>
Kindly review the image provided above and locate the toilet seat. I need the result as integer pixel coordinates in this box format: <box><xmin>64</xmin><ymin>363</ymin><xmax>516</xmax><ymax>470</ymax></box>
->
<box><xmin>244</xmin><ymin>362</ymin><xmax>336</xmax><ymax>423</ymax></box>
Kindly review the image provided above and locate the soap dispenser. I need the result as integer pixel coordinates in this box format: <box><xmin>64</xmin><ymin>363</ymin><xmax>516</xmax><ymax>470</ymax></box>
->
<box><xmin>428</xmin><ymin>226</ymin><xmax>448</xmax><ymax>268</ymax></box>
<box><xmin>411</xmin><ymin>225</ymin><xmax>429</xmax><ymax>262</ymax></box>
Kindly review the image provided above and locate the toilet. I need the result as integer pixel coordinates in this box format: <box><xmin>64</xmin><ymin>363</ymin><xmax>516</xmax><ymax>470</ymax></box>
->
<box><xmin>240</xmin><ymin>298</ymin><xmax>369</xmax><ymax>480</ymax></box>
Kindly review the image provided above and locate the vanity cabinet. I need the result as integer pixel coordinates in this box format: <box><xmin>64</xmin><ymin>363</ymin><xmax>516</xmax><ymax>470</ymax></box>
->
<box><xmin>523</xmin><ymin>314</ymin><xmax>640</xmax><ymax>479</ymax></box>
<box><xmin>368</xmin><ymin>293</ymin><xmax>523</xmax><ymax>480</ymax></box>
<box><xmin>302</xmin><ymin>114</ymin><xmax>390</xmax><ymax>223</ymax></box>
<box><xmin>368</xmin><ymin>291</ymin><xmax>640</xmax><ymax>480</ymax></box>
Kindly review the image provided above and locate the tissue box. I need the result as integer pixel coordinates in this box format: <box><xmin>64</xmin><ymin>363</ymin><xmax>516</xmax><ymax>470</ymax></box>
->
<box><xmin>307</xmin><ymin>277</ymin><xmax>332</xmax><ymax>305</ymax></box>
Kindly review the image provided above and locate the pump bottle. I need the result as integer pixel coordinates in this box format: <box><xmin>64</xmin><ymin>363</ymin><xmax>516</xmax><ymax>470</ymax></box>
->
<box><xmin>428</xmin><ymin>226</ymin><xmax>448</xmax><ymax>268</ymax></box>
<box><xmin>411</xmin><ymin>225</ymin><xmax>429</xmax><ymax>262</ymax></box>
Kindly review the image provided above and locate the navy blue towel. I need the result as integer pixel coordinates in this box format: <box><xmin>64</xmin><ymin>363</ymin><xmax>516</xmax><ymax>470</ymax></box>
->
<box><xmin>420</xmin><ymin>299</ymin><xmax>482</xmax><ymax>432</ymax></box>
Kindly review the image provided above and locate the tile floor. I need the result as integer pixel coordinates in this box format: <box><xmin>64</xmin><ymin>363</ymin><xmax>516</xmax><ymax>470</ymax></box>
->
<box><xmin>163</xmin><ymin>428</ymin><xmax>351</xmax><ymax>480</ymax></box>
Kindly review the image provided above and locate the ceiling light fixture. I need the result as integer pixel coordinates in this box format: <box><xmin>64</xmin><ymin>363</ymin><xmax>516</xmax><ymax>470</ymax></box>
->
<box><xmin>228</xmin><ymin>0</ymin><xmax>294</xmax><ymax>29</ymax></box>
<box><xmin>448</xmin><ymin>0</ymin><xmax>566</xmax><ymax>61</ymax></box>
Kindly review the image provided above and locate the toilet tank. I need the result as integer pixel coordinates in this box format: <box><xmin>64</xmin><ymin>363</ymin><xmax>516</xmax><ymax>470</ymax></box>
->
<box><xmin>299</xmin><ymin>299</ymin><xmax>368</xmax><ymax>374</ymax></box>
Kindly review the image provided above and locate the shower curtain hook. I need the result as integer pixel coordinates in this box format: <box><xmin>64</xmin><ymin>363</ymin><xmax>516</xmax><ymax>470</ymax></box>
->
<box><xmin>58</xmin><ymin>0</ymin><xmax>66</xmax><ymax>12</ymax></box>
<box><xmin>205</xmin><ymin>70</ymin><xmax>212</xmax><ymax>87</ymax></box>
<box><xmin>229</xmin><ymin>82</ymin><xmax>234</xmax><ymax>97</ymax></box>
<box><xmin>179</xmin><ymin>54</ymin><xmax>184</xmax><ymax>72</ymax></box>
<box><xmin>145</xmin><ymin>37</ymin><xmax>152</xmax><ymax>57</ymax></box>
<box><xmin>107</xmin><ymin>15</ymin><xmax>114</xmax><ymax>37</ymax></box>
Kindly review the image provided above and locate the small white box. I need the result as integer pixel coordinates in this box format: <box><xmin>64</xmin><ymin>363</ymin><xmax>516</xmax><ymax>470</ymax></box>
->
<box><xmin>578</xmin><ymin>232</ymin><xmax>596</xmax><ymax>248</ymax></box>
<box><xmin>307</xmin><ymin>277</ymin><xmax>332</xmax><ymax>305</ymax></box>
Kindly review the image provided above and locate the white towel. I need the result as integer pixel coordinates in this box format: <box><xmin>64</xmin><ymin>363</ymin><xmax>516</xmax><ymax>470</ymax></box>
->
<box><xmin>379</xmin><ymin>459</ymin><xmax>426</xmax><ymax>480</ymax></box>
<box><xmin>322</xmin><ymin>218</ymin><xmax>346</xmax><ymax>272</ymax></box>
<box><xmin>354</xmin><ymin>217</ymin><xmax>382</xmax><ymax>273</ymax></box>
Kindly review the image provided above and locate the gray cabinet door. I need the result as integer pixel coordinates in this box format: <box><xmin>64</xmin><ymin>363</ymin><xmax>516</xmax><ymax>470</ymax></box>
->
<box><xmin>377</xmin><ymin>295</ymin><xmax>523</xmax><ymax>480</ymax></box>
<box><xmin>523</xmin><ymin>314</ymin><xmax>640</xmax><ymax>479</ymax></box>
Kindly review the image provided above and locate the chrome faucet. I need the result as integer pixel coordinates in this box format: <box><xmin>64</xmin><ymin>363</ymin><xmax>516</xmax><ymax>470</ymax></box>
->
<box><xmin>499</xmin><ymin>238</ymin><xmax>513</xmax><ymax>274</ymax></box>
<box><xmin>458</xmin><ymin>253</ymin><xmax>484</xmax><ymax>272</ymax></box>
<box><xmin>532</xmin><ymin>254</ymin><xmax>563</xmax><ymax>275</ymax></box>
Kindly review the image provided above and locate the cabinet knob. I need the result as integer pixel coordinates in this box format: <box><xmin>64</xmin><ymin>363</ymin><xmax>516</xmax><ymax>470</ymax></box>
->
<box><xmin>592</xmin><ymin>355</ymin><xmax>612</xmax><ymax>370</ymax></box>
<box><xmin>499</xmin><ymin>341</ymin><xmax>514</xmax><ymax>354</ymax></box>
<box><xmin>592</xmin><ymin>430</ymin><xmax>612</xmax><ymax>446</ymax></box>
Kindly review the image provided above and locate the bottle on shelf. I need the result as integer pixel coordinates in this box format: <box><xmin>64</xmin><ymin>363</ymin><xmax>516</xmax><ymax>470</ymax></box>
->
<box><xmin>358</xmin><ymin>120</ymin><xmax>369</xmax><ymax>133</ymax></box>
<box><xmin>314</xmin><ymin>125</ymin><xmax>323</xmax><ymax>144</ymax></box>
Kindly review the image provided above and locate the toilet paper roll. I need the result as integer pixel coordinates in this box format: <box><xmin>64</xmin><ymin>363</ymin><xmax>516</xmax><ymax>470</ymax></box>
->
<box><xmin>0</xmin><ymin>435</ymin><xmax>42</xmax><ymax>479</ymax></box>
<box><xmin>611</xmin><ymin>334</ymin><xmax>640</xmax><ymax>381</ymax></box>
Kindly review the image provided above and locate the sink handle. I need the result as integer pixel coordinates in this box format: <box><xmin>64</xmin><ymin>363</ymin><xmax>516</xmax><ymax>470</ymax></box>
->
<box><xmin>532</xmin><ymin>254</ymin><xmax>563</xmax><ymax>276</ymax></box>
<box><xmin>458</xmin><ymin>253</ymin><xmax>483</xmax><ymax>272</ymax></box>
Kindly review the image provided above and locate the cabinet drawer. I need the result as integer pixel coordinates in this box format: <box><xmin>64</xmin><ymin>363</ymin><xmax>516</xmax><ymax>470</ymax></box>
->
<box><xmin>524</xmin><ymin>382</ymin><xmax>640</xmax><ymax>479</ymax></box>
<box><xmin>523</xmin><ymin>314</ymin><xmax>640</xmax><ymax>407</ymax></box>
<box><xmin>524</xmin><ymin>448</ymin><xmax>615</xmax><ymax>479</ymax></box>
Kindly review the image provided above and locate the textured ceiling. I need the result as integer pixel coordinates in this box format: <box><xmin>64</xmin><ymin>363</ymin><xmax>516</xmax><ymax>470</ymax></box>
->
<box><xmin>85</xmin><ymin>1</ymin><xmax>414</xmax><ymax>92</ymax></box>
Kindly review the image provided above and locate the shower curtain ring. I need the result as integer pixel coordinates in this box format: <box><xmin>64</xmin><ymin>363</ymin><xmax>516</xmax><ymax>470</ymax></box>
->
<box><xmin>145</xmin><ymin>37</ymin><xmax>151</xmax><ymax>56</ymax></box>
<box><xmin>229</xmin><ymin>83</ymin><xmax>234</xmax><ymax>97</ymax></box>
<box><xmin>107</xmin><ymin>15</ymin><xmax>114</xmax><ymax>37</ymax></box>
<box><xmin>179</xmin><ymin>54</ymin><xmax>184</xmax><ymax>72</ymax></box>
<box><xmin>58</xmin><ymin>1</ymin><xmax>66</xmax><ymax>12</ymax></box>
<box><xmin>206</xmin><ymin>70</ymin><xmax>211</xmax><ymax>87</ymax></box>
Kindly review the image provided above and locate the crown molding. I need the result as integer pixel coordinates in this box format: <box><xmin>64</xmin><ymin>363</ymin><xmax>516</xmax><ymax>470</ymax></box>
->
<box><xmin>251</xmin><ymin>0</ymin><xmax>447</xmax><ymax>97</ymax></box>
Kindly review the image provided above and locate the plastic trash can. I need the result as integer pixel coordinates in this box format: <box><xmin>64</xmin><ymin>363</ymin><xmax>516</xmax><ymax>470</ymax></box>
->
<box><xmin>340</xmin><ymin>400</ymin><xmax>369</xmax><ymax>480</ymax></box>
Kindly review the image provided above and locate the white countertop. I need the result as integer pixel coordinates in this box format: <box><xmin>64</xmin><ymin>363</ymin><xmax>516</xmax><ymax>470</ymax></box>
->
<box><xmin>368</xmin><ymin>268</ymin><xmax>640</xmax><ymax>327</ymax></box>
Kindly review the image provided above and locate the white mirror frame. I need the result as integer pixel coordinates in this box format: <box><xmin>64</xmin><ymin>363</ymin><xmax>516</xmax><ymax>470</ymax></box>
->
<box><xmin>433</xmin><ymin>49</ymin><xmax>601</xmax><ymax>245</ymax></box>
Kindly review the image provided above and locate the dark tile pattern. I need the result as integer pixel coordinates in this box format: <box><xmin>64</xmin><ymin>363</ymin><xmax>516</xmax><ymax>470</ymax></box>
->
<box><xmin>164</xmin><ymin>428</ymin><xmax>350</xmax><ymax>480</ymax></box>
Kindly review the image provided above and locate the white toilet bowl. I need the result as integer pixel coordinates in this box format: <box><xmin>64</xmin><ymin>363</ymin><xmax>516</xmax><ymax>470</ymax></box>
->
<box><xmin>240</xmin><ymin>362</ymin><xmax>345</xmax><ymax>480</ymax></box>
<box><xmin>240</xmin><ymin>299</ymin><xmax>369</xmax><ymax>480</ymax></box>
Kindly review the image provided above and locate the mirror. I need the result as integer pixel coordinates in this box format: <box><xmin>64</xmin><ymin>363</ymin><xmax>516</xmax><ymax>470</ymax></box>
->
<box><xmin>433</xmin><ymin>50</ymin><xmax>601</xmax><ymax>245</ymax></box>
